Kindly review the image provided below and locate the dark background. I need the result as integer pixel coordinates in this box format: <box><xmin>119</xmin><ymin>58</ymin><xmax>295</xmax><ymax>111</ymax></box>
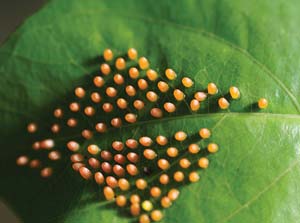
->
<box><xmin>0</xmin><ymin>1</ymin><xmax>46</xmax><ymax>222</ymax></box>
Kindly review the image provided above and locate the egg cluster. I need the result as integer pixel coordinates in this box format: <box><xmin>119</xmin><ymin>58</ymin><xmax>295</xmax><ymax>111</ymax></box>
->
<box><xmin>16</xmin><ymin>48</ymin><xmax>268</xmax><ymax>222</ymax></box>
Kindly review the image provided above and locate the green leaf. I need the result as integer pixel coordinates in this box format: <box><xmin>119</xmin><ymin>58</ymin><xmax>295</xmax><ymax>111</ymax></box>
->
<box><xmin>1</xmin><ymin>0</ymin><xmax>300</xmax><ymax>223</ymax></box>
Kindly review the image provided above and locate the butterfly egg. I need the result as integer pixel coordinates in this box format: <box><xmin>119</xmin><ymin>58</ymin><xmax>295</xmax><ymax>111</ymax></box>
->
<box><xmin>69</xmin><ymin>102</ymin><xmax>80</xmax><ymax>112</ymax></box>
<box><xmin>157</xmin><ymin>159</ymin><xmax>170</xmax><ymax>170</ymax></box>
<box><xmin>48</xmin><ymin>151</ymin><xmax>61</xmax><ymax>161</ymax></box>
<box><xmin>114</xmin><ymin>154</ymin><xmax>126</xmax><ymax>164</ymax></box>
<box><xmin>40</xmin><ymin>167</ymin><xmax>53</xmax><ymax>178</ymax></box>
<box><xmin>112</xmin><ymin>141</ymin><xmax>124</xmax><ymax>151</ymax></box>
<box><xmin>116</xmin><ymin>195</ymin><xmax>127</xmax><ymax>207</ymax></box>
<box><xmin>102</xmin><ymin>103</ymin><xmax>114</xmax><ymax>113</ymax></box>
<box><xmin>88</xmin><ymin>158</ymin><xmax>100</xmax><ymax>169</ymax></box>
<box><xmin>100</xmin><ymin>63</ymin><xmax>111</xmax><ymax>75</ymax></box>
<box><xmin>84</xmin><ymin>106</ymin><xmax>95</xmax><ymax>116</ymax></box>
<box><xmin>218</xmin><ymin>97</ymin><xmax>230</xmax><ymax>109</ymax></box>
<box><xmin>127</xmin><ymin>152</ymin><xmax>139</xmax><ymax>163</ymax></box>
<box><xmin>142</xmin><ymin>200</ymin><xmax>153</xmax><ymax>211</ymax></box>
<box><xmin>166</xmin><ymin>147</ymin><xmax>178</xmax><ymax>158</ymax></box>
<box><xmin>150</xmin><ymin>108</ymin><xmax>163</xmax><ymax>118</ymax></box>
<box><xmin>139</xmin><ymin>136</ymin><xmax>153</xmax><ymax>147</ymax></box>
<box><xmin>150</xmin><ymin>186</ymin><xmax>162</xmax><ymax>198</ymax></box>
<box><xmin>111</xmin><ymin>117</ymin><xmax>122</xmax><ymax>128</ymax></box>
<box><xmin>40</xmin><ymin>139</ymin><xmax>55</xmax><ymax>149</ymax></box>
<box><xmin>67</xmin><ymin>118</ymin><xmax>77</xmax><ymax>127</ymax></box>
<box><xmin>106</xmin><ymin>86</ymin><xmax>118</xmax><ymax>98</ymax></box>
<box><xmin>146</xmin><ymin>91</ymin><xmax>158</xmax><ymax>102</ymax></box>
<box><xmin>161</xmin><ymin>196</ymin><xmax>172</xmax><ymax>208</ymax></box>
<box><xmin>130</xmin><ymin>194</ymin><xmax>141</xmax><ymax>204</ymax></box>
<box><xmin>156</xmin><ymin>135</ymin><xmax>168</xmax><ymax>146</ymax></box>
<box><xmin>51</xmin><ymin>124</ymin><xmax>60</xmax><ymax>133</ymax></box>
<box><xmin>16</xmin><ymin>155</ymin><xmax>29</xmax><ymax>166</ymax></box>
<box><xmin>103</xmin><ymin>48</ymin><xmax>113</xmax><ymax>61</ymax></box>
<box><xmin>130</xmin><ymin>203</ymin><xmax>141</xmax><ymax>216</ymax></box>
<box><xmin>87</xmin><ymin>144</ymin><xmax>100</xmax><ymax>155</ymax></box>
<box><xmin>101</xmin><ymin>162</ymin><xmax>112</xmax><ymax>174</ymax></box>
<box><xmin>138</xmin><ymin>78</ymin><xmax>148</xmax><ymax>90</ymax></box>
<box><xmin>207</xmin><ymin>82</ymin><xmax>218</xmax><ymax>95</ymax></box>
<box><xmin>125</xmin><ymin>113</ymin><xmax>137</xmax><ymax>123</ymax></box>
<box><xmin>70</xmin><ymin>154</ymin><xmax>84</xmax><ymax>162</ymax></box>
<box><xmin>72</xmin><ymin>163</ymin><xmax>85</xmax><ymax>171</ymax></box>
<box><xmin>106</xmin><ymin>176</ymin><xmax>118</xmax><ymax>188</ymax></box>
<box><xmin>174</xmin><ymin>131</ymin><xmax>187</xmax><ymax>141</ymax></box>
<box><xmin>199</xmin><ymin>128</ymin><xmax>211</xmax><ymax>139</ymax></box>
<box><xmin>113</xmin><ymin>164</ymin><xmax>125</xmax><ymax>176</ymax></box>
<box><xmin>173</xmin><ymin>89</ymin><xmax>185</xmax><ymax>101</ymax></box>
<box><xmin>164</xmin><ymin>102</ymin><xmax>176</xmax><ymax>113</ymax></box>
<box><xmin>159</xmin><ymin>174</ymin><xmax>170</xmax><ymax>185</ymax></box>
<box><xmin>129</xmin><ymin>67</ymin><xmax>140</xmax><ymax>79</ymax></box>
<box><xmin>128</xmin><ymin>48</ymin><xmax>138</xmax><ymax>60</ymax></box>
<box><xmin>189</xmin><ymin>171</ymin><xmax>200</xmax><ymax>183</ymax></box>
<box><xmin>151</xmin><ymin>210</ymin><xmax>163</xmax><ymax>222</ymax></box>
<box><xmin>207</xmin><ymin>143</ymin><xmax>219</xmax><ymax>153</ymax></box>
<box><xmin>194</xmin><ymin>92</ymin><xmax>207</xmax><ymax>102</ymax></box>
<box><xmin>93</xmin><ymin>76</ymin><xmax>105</xmax><ymax>87</ymax></box>
<box><xmin>133</xmin><ymin>99</ymin><xmax>145</xmax><ymax>110</ymax></box>
<box><xmin>229</xmin><ymin>86</ymin><xmax>240</xmax><ymax>99</ymax></box>
<box><xmin>190</xmin><ymin>99</ymin><xmax>200</xmax><ymax>111</ymax></box>
<box><xmin>101</xmin><ymin>150</ymin><xmax>113</xmax><ymax>161</ymax></box>
<box><xmin>126</xmin><ymin>138</ymin><xmax>139</xmax><ymax>149</ymax></box>
<box><xmin>29</xmin><ymin>159</ymin><xmax>41</xmax><ymax>168</ymax></box>
<box><xmin>116</xmin><ymin>98</ymin><xmax>127</xmax><ymax>110</ymax></box>
<box><xmin>188</xmin><ymin>143</ymin><xmax>200</xmax><ymax>154</ymax></box>
<box><xmin>126</xmin><ymin>164</ymin><xmax>139</xmax><ymax>176</ymax></box>
<box><xmin>136</xmin><ymin>178</ymin><xmax>148</xmax><ymax>190</ymax></box>
<box><xmin>27</xmin><ymin>123</ymin><xmax>37</xmax><ymax>133</ymax></box>
<box><xmin>32</xmin><ymin>141</ymin><xmax>40</xmax><ymax>150</ymax></box>
<box><xmin>118</xmin><ymin>178</ymin><xmax>130</xmax><ymax>191</ymax></box>
<box><xmin>174</xmin><ymin>171</ymin><xmax>185</xmax><ymax>182</ymax></box>
<box><xmin>179</xmin><ymin>158</ymin><xmax>191</xmax><ymax>169</ymax></box>
<box><xmin>115</xmin><ymin>57</ymin><xmax>126</xmax><ymax>70</ymax></box>
<box><xmin>103</xmin><ymin>186</ymin><xmax>115</xmax><ymax>201</ymax></box>
<box><xmin>95</xmin><ymin>122</ymin><xmax>107</xmax><ymax>133</ymax></box>
<box><xmin>139</xmin><ymin>214</ymin><xmax>151</xmax><ymax>223</ymax></box>
<box><xmin>146</xmin><ymin>69</ymin><xmax>158</xmax><ymax>81</ymax></box>
<box><xmin>168</xmin><ymin>189</ymin><xmax>180</xmax><ymax>201</ymax></box>
<box><xmin>74</xmin><ymin>87</ymin><xmax>85</xmax><ymax>98</ymax></box>
<box><xmin>143</xmin><ymin>149</ymin><xmax>157</xmax><ymax>160</ymax></box>
<box><xmin>258</xmin><ymin>98</ymin><xmax>268</xmax><ymax>109</ymax></box>
<box><xmin>198</xmin><ymin>157</ymin><xmax>209</xmax><ymax>169</ymax></box>
<box><xmin>182</xmin><ymin>77</ymin><xmax>194</xmax><ymax>88</ymax></box>
<box><xmin>81</xmin><ymin>129</ymin><xmax>93</xmax><ymax>139</ymax></box>
<box><xmin>165</xmin><ymin>68</ymin><xmax>177</xmax><ymax>80</ymax></box>
<box><xmin>91</xmin><ymin>92</ymin><xmax>102</xmax><ymax>103</ymax></box>
<box><xmin>125</xmin><ymin>85</ymin><xmax>137</xmax><ymax>97</ymax></box>
<box><xmin>138</xmin><ymin>57</ymin><xmax>149</xmax><ymax>70</ymax></box>
<box><xmin>94</xmin><ymin>172</ymin><xmax>105</xmax><ymax>185</ymax></box>
<box><xmin>113</xmin><ymin>74</ymin><xmax>124</xmax><ymax>85</ymax></box>
<box><xmin>157</xmin><ymin>81</ymin><xmax>169</xmax><ymax>93</ymax></box>
<box><xmin>79</xmin><ymin>166</ymin><xmax>92</xmax><ymax>180</ymax></box>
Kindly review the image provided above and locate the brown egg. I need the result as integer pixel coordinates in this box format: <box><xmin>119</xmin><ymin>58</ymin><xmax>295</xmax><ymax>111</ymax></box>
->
<box><xmin>101</xmin><ymin>162</ymin><xmax>112</xmax><ymax>174</ymax></box>
<box><xmin>114</xmin><ymin>154</ymin><xmax>126</xmax><ymax>164</ymax></box>
<box><xmin>69</xmin><ymin>102</ymin><xmax>80</xmax><ymax>112</ymax></box>
<box><xmin>51</xmin><ymin>124</ymin><xmax>60</xmax><ymax>133</ymax></box>
<box><xmin>150</xmin><ymin>108</ymin><xmax>163</xmax><ymax>118</ymax></box>
<box><xmin>173</xmin><ymin>171</ymin><xmax>184</xmax><ymax>182</ymax></box>
<box><xmin>125</xmin><ymin>85</ymin><xmax>137</xmax><ymax>97</ymax></box>
<box><xmin>53</xmin><ymin>108</ymin><xmax>63</xmax><ymax>118</ymax></box>
<box><xmin>129</xmin><ymin>67</ymin><xmax>140</xmax><ymax>79</ymax></box>
<box><xmin>113</xmin><ymin>74</ymin><xmax>124</xmax><ymax>85</ymax></box>
<box><xmin>27</xmin><ymin>123</ymin><xmax>37</xmax><ymax>133</ymax></box>
<box><xmin>157</xmin><ymin>81</ymin><xmax>169</xmax><ymax>93</ymax></box>
<box><xmin>103</xmin><ymin>186</ymin><xmax>115</xmax><ymax>200</ymax></box>
<box><xmin>40</xmin><ymin>167</ymin><xmax>53</xmax><ymax>178</ymax></box>
<box><xmin>74</xmin><ymin>87</ymin><xmax>85</xmax><ymax>98</ymax></box>
<box><xmin>67</xmin><ymin>141</ymin><xmax>79</xmax><ymax>152</ymax></box>
<box><xmin>168</xmin><ymin>188</ymin><xmax>180</xmax><ymax>201</ymax></box>
<box><xmin>116</xmin><ymin>98</ymin><xmax>128</xmax><ymax>109</ymax></box>
<box><xmin>90</xmin><ymin>92</ymin><xmax>102</xmax><ymax>103</ymax></box>
<box><xmin>130</xmin><ymin>203</ymin><xmax>141</xmax><ymax>216</ymax></box>
<box><xmin>48</xmin><ymin>151</ymin><xmax>61</xmax><ymax>161</ymax></box>
<box><xmin>179</xmin><ymin>158</ymin><xmax>191</xmax><ymax>169</ymax></box>
<box><xmin>126</xmin><ymin>164</ymin><xmax>139</xmax><ymax>176</ymax></box>
<box><xmin>106</xmin><ymin>176</ymin><xmax>118</xmax><ymax>188</ymax></box>
<box><xmin>136</xmin><ymin>178</ymin><xmax>148</xmax><ymax>190</ymax></box>
<box><xmin>130</xmin><ymin>194</ymin><xmax>141</xmax><ymax>204</ymax></box>
<box><xmin>103</xmin><ymin>48</ymin><xmax>113</xmax><ymax>61</ymax></box>
<box><xmin>164</xmin><ymin>102</ymin><xmax>176</xmax><ymax>113</ymax></box>
<box><xmin>67</xmin><ymin>118</ymin><xmax>77</xmax><ymax>127</ymax></box>
<box><xmin>133</xmin><ymin>100</ymin><xmax>145</xmax><ymax>110</ymax></box>
<box><xmin>127</xmin><ymin>152</ymin><xmax>139</xmax><ymax>163</ymax></box>
<box><xmin>146</xmin><ymin>69</ymin><xmax>158</xmax><ymax>81</ymax></box>
<box><xmin>94</xmin><ymin>172</ymin><xmax>105</xmax><ymax>185</ymax></box>
<box><xmin>16</xmin><ymin>156</ymin><xmax>29</xmax><ymax>166</ymax></box>
<box><xmin>82</xmin><ymin>129</ymin><xmax>93</xmax><ymax>139</ymax></box>
<box><xmin>113</xmin><ymin>164</ymin><xmax>125</xmax><ymax>177</ymax></box>
<box><xmin>139</xmin><ymin>136</ymin><xmax>153</xmax><ymax>147</ymax></box>
<box><xmin>112</xmin><ymin>141</ymin><xmax>124</xmax><ymax>151</ymax></box>
<box><xmin>194</xmin><ymin>92</ymin><xmax>207</xmax><ymax>102</ymax></box>
<box><xmin>143</xmin><ymin>149</ymin><xmax>157</xmax><ymax>160</ymax></box>
<box><xmin>138</xmin><ymin>57</ymin><xmax>149</xmax><ymax>70</ymax></box>
<box><xmin>87</xmin><ymin>144</ymin><xmax>100</xmax><ymax>155</ymax></box>
<box><xmin>146</xmin><ymin>91</ymin><xmax>158</xmax><ymax>102</ymax></box>
<box><xmin>93</xmin><ymin>76</ymin><xmax>105</xmax><ymax>87</ymax></box>
<box><xmin>101</xmin><ymin>150</ymin><xmax>113</xmax><ymax>161</ymax></box>
<box><xmin>115</xmin><ymin>57</ymin><xmax>126</xmax><ymax>70</ymax></box>
<box><xmin>102</xmin><ymin>103</ymin><xmax>114</xmax><ymax>113</ymax></box>
<box><xmin>72</xmin><ymin>163</ymin><xmax>85</xmax><ymax>171</ymax></box>
<box><xmin>70</xmin><ymin>153</ymin><xmax>84</xmax><ymax>163</ymax></box>
<box><xmin>106</xmin><ymin>87</ymin><xmax>118</xmax><ymax>98</ymax></box>
<box><xmin>40</xmin><ymin>139</ymin><xmax>55</xmax><ymax>149</ymax></box>
<box><xmin>116</xmin><ymin>195</ymin><xmax>127</xmax><ymax>207</ymax></box>
<box><xmin>118</xmin><ymin>178</ymin><xmax>130</xmax><ymax>191</ymax></box>
<box><xmin>111</xmin><ymin>117</ymin><xmax>122</xmax><ymax>128</ymax></box>
<box><xmin>29</xmin><ymin>159</ymin><xmax>41</xmax><ymax>168</ymax></box>
<box><xmin>79</xmin><ymin>166</ymin><xmax>92</xmax><ymax>180</ymax></box>
<box><xmin>128</xmin><ymin>48</ymin><xmax>138</xmax><ymax>60</ymax></box>
<box><xmin>188</xmin><ymin>144</ymin><xmax>200</xmax><ymax>154</ymax></box>
<box><xmin>100</xmin><ymin>63</ymin><xmax>111</xmax><ymax>75</ymax></box>
<box><xmin>125</xmin><ymin>113</ymin><xmax>137</xmax><ymax>123</ymax></box>
<box><xmin>95</xmin><ymin>122</ymin><xmax>107</xmax><ymax>133</ymax></box>
<box><xmin>137</xmin><ymin>79</ymin><xmax>148</xmax><ymax>90</ymax></box>
<box><xmin>126</xmin><ymin>139</ymin><xmax>139</xmax><ymax>149</ymax></box>
<box><xmin>157</xmin><ymin>159</ymin><xmax>170</xmax><ymax>170</ymax></box>
<box><xmin>150</xmin><ymin>186</ymin><xmax>161</xmax><ymax>198</ymax></box>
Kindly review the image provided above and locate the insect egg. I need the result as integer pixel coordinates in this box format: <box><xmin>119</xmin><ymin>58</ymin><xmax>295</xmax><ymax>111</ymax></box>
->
<box><xmin>70</xmin><ymin>153</ymin><xmax>84</xmax><ymax>162</ymax></box>
<box><xmin>113</xmin><ymin>74</ymin><xmax>124</xmax><ymax>85</ymax></box>
<box><xmin>182</xmin><ymin>77</ymin><xmax>194</xmax><ymax>88</ymax></box>
<box><xmin>94</xmin><ymin>172</ymin><xmax>105</xmax><ymax>185</ymax></box>
<box><xmin>138</xmin><ymin>79</ymin><xmax>148</xmax><ymax>90</ymax></box>
<box><xmin>111</xmin><ymin>117</ymin><xmax>122</xmax><ymax>128</ymax></box>
<box><xmin>101</xmin><ymin>150</ymin><xmax>113</xmax><ymax>161</ymax></box>
<box><xmin>198</xmin><ymin>157</ymin><xmax>209</xmax><ymax>169</ymax></box>
<box><xmin>139</xmin><ymin>214</ymin><xmax>151</xmax><ymax>223</ymax></box>
<box><xmin>150</xmin><ymin>186</ymin><xmax>162</xmax><ymax>198</ymax></box>
<box><xmin>199</xmin><ymin>128</ymin><xmax>211</xmax><ymax>139</ymax></box>
<box><xmin>116</xmin><ymin>195</ymin><xmax>127</xmax><ymax>207</ymax></box>
<box><xmin>156</xmin><ymin>135</ymin><xmax>168</xmax><ymax>146</ymax></box>
<box><xmin>29</xmin><ymin>159</ymin><xmax>41</xmax><ymax>168</ymax></box>
<box><xmin>40</xmin><ymin>167</ymin><xmax>53</xmax><ymax>178</ymax></box>
<box><xmin>189</xmin><ymin>171</ymin><xmax>200</xmax><ymax>182</ymax></box>
<box><xmin>165</xmin><ymin>68</ymin><xmax>177</xmax><ymax>80</ymax></box>
<box><xmin>53</xmin><ymin>108</ymin><xmax>63</xmax><ymax>118</ymax></box>
<box><xmin>84</xmin><ymin>106</ymin><xmax>95</xmax><ymax>116</ymax></box>
<box><xmin>87</xmin><ymin>144</ymin><xmax>100</xmax><ymax>155</ymax></box>
<box><xmin>207</xmin><ymin>82</ymin><xmax>218</xmax><ymax>95</ymax></box>
<box><xmin>136</xmin><ymin>178</ymin><xmax>148</xmax><ymax>190</ymax></box>
<box><xmin>188</xmin><ymin>143</ymin><xmax>200</xmax><ymax>154</ymax></box>
<box><xmin>106</xmin><ymin>176</ymin><xmax>118</xmax><ymax>188</ymax></box>
<box><xmin>125</xmin><ymin>113</ymin><xmax>137</xmax><ymax>123</ymax></box>
<box><xmin>258</xmin><ymin>98</ymin><xmax>268</xmax><ymax>109</ymax></box>
<box><xmin>218</xmin><ymin>97</ymin><xmax>230</xmax><ymax>109</ymax></box>
<box><xmin>138</xmin><ymin>57</ymin><xmax>149</xmax><ymax>70</ymax></box>
<box><xmin>79</xmin><ymin>166</ymin><xmax>92</xmax><ymax>180</ymax></box>
<box><xmin>128</xmin><ymin>48</ymin><xmax>138</xmax><ymax>60</ymax></box>
<box><xmin>159</xmin><ymin>174</ymin><xmax>169</xmax><ymax>185</ymax></box>
<box><xmin>106</xmin><ymin>86</ymin><xmax>118</xmax><ymax>98</ymax></box>
<box><xmin>114</xmin><ymin>154</ymin><xmax>126</xmax><ymax>164</ymax></box>
<box><xmin>40</xmin><ymin>139</ymin><xmax>55</xmax><ymax>149</ymax></box>
<box><xmin>161</xmin><ymin>196</ymin><xmax>172</xmax><ymax>208</ymax></box>
<box><xmin>133</xmin><ymin>99</ymin><xmax>145</xmax><ymax>110</ymax></box>
<box><xmin>190</xmin><ymin>99</ymin><xmax>200</xmax><ymax>111</ymax></box>
<box><xmin>126</xmin><ymin>139</ymin><xmax>139</xmax><ymax>149</ymax></box>
<box><xmin>168</xmin><ymin>188</ymin><xmax>180</xmax><ymax>201</ymax></box>
<box><xmin>103</xmin><ymin>48</ymin><xmax>113</xmax><ymax>61</ymax></box>
<box><xmin>69</xmin><ymin>102</ymin><xmax>80</xmax><ymax>112</ymax></box>
<box><xmin>95</xmin><ymin>122</ymin><xmax>107</xmax><ymax>133</ymax></box>
<box><xmin>113</xmin><ymin>164</ymin><xmax>125</xmax><ymax>176</ymax></box>
<box><xmin>151</xmin><ymin>210</ymin><xmax>163</xmax><ymax>222</ymax></box>
<box><xmin>129</xmin><ymin>67</ymin><xmax>139</xmax><ymax>79</ymax></box>
<box><xmin>74</xmin><ymin>87</ymin><xmax>85</xmax><ymax>98</ymax></box>
<box><xmin>72</xmin><ymin>163</ymin><xmax>85</xmax><ymax>171</ymax></box>
<box><xmin>115</xmin><ymin>57</ymin><xmax>126</xmax><ymax>70</ymax></box>
<box><xmin>102</xmin><ymin>103</ymin><xmax>113</xmax><ymax>113</ymax></box>
<box><xmin>179</xmin><ymin>158</ymin><xmax>191</xmax><ymax>169</ymax></box>
<box><xmin>143</xmin><ymin>149</ymin><xmax>157</xmax><ymax>160</ymax></box>
<box><xmin>81</xmin><ymin>129</ymin><xmax>93</xmax><ymax>139</ymax></box>
<box><xmin>67</xmin><ymin>118</ymin><xmax>77</xmax><ymax>127</ymax></box>
<box><xmin>142</xmin><ymin>200</ymin><xmax>153</xmax><ymax>211</ymax></box>
<box><xmin>150</xmin><ymin>108</ymin><xmax>163</xmax><ymax>118</ymax></box>
<box><xmin>174</xmin><ymin>131</ymin><xmax>187</xmax><ymax>141</ymax></box>
<box><xmin>16</xmin><ymin>156</ymin><xmax>29</xmax><ymax>166</ymax></box>
<box><xmin>139</xmin><ymin>136</ymin><xmax>153</xmax><ymax>147</ymax></box>
<box><xmin>27</xmin><ymin>123</ymin><xmax>37</xmax><ymax>133</ymax></box>
<box><xmin>173</xmin><ymin>171</ymin><xmax>185</xmax><ymax>182</ymax></box>
<box><xmin>101</xmin><ymin>162</ymin><xmax>112</xmax><ymax>174</ymax></box>
<box><xmin>166</xmin><ymin>147</ymin><xmax>178</xmax><ymax>157</ymax></box>
<box><xmin>118</xmin><ymin>178</ymin><xmax>130</xmax><ymax>191</ymax></box>
<box><xmin>229</xmin><ymin>86</ymin><xmax>240</xmax><ymax>99</ymax></box>
<box><xmin>93</xmin><ymin>76</ymin><xmax>105</xmax><ymax>87</ymax></box>
<box><xmin>48</xmin><ymin>151</ymin><xmax>61</xmax><ymax>161</ymax></box>
<box><xmin>127</xmin><ymin>152</ymin><xmax>139</xmax><ymax>163</ymax></box>
<box><xmin>146</xmin><ymin>69</ymin><xmax>158</xmax><ymax>81</ymax></box>
<box><xmin>130</xmin><ymin>194</ymin><xmax>141</xmax><ymax>204</ymax></box>
<box><xmin>164</xmin><ymin>102</ymin><xmax>176</xmax><ymax>113</ymax></box>
<box><xmin>126</xmin><ymin>164</ymin><xmax>139</xmax><ymax>176</ymax></box>
<box><xmin>207</xmin><ymin>143</ymin><xmax>219</xmax><ymax>153</ymax></box>
<box><xmin>194</xmin><ymin>92</ymin><xmax>207</xmax><ymax>102</ymax></box>
<box><xmin>157</xmin><ymin>159</ymin><xmax>170</xmax><ymax>170</ymax></box>
<box><xmin>88</xmin><ymin>158</ymin><xmax>100</xmax><ymax>169</ymax></box>
<box><xmin>51</xmin><ymin>124</ymin><xmax>60</xmax><ymax>133</ymax></box>
<box><xmin>125</xmin><ymin>85</ymin><xmax>137</xmax><ymax>96</ymax></box>
<box><xmin>103</xmin><ymin>186</ymin><xmax>115</xmax><ymax>200</ymax></box>
<box><xmin>157</xmin><ymin>81</ymin><xmax>169</xmax><ymax>92</ymax></box>
<box><xmin>130</xmin><ymin>203</ymin><xmax>141</xmax><ymax>216</ymax></box>
<box><xmin>112</xmin><ymin>141</ymin><xmax>124</xmax><ymax>151</ymax></box>
<box><xmin>173</xmin><ymin>89</ymin><xmax>185</xmax><ymax>101</ymax></box>
<box><xmin>100</xmin><ymin>63</ymin><xmax>111</xmax><ymax>75</ymax></box>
